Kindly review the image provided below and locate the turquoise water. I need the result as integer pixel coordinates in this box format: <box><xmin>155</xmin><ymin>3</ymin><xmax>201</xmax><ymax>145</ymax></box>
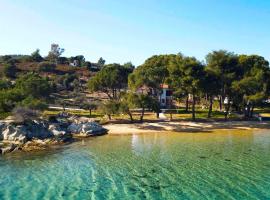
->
<box><xmin>1</xmin><ymin>130</ymin><xmax>270</xmax><ymax>200</ymax></box>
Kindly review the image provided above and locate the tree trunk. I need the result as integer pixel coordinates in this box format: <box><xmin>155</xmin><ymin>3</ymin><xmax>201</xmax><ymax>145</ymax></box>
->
<box><xmin>170</xmin><ymin>112</ymin><xmax>173</xmax><ymax>121</ymax></box>
<box><xmin>140</xmin><ymin>107</ymin><xmax>145</xmax><ymax>123</ymax></box>
<box><xmin>192</xmin><ymin>94</ymin><xmax>196</xmax><ymax>121</ymax></box>
<box><xmin>250</xmin><ymin>104</ymin><xmax>255</xmax><ymax>118</ymax></box>
<box><xmin>245</xmin><ymin>104</ymin><xmax>251</xmax><ymax>118</ymax></box>
<box><xmin>208</xmin><ymin>96</ymin><xmax>213</xmax><ymax>118</ymax></box>
<box><xmin>224</xmin><ymin>103</ymin><xmax>231</xmax><ymax>121</ymax></box>
<box><xmin>128</xmin><ymin>111</ymin><xmax>133</xmax><ymax>122</ymax></box>
<box><xmin>185</xmin><ymin>96</ymin><xmax>189</xmax><ymax>112</ymax></box>
<box><xmin>107</xmin><ymin>114</ymin><xmax>111</xmax><ymax>120</ymax></box>
<box><xmin>156</xmin><ymin>112</ymin><xmax>159</xmax><ymax>119</ymax></box>
<box><xmin>219</xmin><ymin>96</ymin><xmax>223</xmax><ymax>111</ymax></box>
<box><xmin>89</xmin><ymin>109</ymin><xmax>92</xmax><ymax>117</ymax></box>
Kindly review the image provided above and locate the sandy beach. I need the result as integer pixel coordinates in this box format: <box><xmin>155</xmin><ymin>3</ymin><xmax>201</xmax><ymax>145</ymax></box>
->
<box><xmin>104</xmin><ymin>121</ymin><xmax>270</xmax><ymax>134</ymax></box>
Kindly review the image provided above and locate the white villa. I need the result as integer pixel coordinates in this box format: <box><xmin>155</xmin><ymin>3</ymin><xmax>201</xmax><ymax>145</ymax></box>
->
<box><xmin>137</xmin><ymin>84</ymin><xmax>173</xmax><ymax>108</ymax></box>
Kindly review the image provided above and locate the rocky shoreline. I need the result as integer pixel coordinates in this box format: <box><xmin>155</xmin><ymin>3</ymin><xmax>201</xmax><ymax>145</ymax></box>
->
<box><xmin>0</xmin><ymin>117</ymin><xmax>108</xmax><ymax>155</ymax></box>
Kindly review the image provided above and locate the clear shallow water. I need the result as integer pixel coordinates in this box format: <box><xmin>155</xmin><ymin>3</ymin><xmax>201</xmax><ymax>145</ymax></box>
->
<box><xmin>1</xmin><ymin>130</ymin><xmax>270</xmax><ymax>200</ymax></box>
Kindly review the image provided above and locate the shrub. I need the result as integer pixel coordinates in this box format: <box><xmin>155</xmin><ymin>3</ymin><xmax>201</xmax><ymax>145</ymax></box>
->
<box><xmin>20</xmin><ymin>97</ymin><xmax>48</xmax><ymax>111</ymax></box>
<box><xmin>3</xmin><ymin>63</ymin><xmax>17</xmax><ymax>78</ymax></box>
<box><xmin>38</xmin><ymin>62</ymin><xmax>56</xmax><ymax>72</ymax></box>
<box><xmin>0</xmin><ymin>79</ymin><xmax>11</xmax><ymax>90</ymax></box>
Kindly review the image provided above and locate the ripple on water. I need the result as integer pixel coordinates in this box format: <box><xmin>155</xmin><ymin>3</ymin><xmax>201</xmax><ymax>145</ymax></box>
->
<box><xmin>1</xmin><ymin>130</ymin><xmax>270</xmax><ymax>199</ymax></box>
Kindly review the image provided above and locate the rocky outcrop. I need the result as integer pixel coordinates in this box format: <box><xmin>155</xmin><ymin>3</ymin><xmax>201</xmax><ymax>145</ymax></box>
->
<box><xmin>48</xmin><ymin>124</ymin><xmax>68</xmax><ymax>137</ymax></box>
<box><xmin>0</xmin><ymin>122</ymin><xmax>6</xmax><ymax>140</ymax></box>
<box><xmin>0</xmin><ymin>119</ymin><xmax>107</xmax><ymax>155</ymax></box>
<box><xmin>2</xmin><ymin>125</ymin><xmax>28</xmax><ymax>143</ymax></box>
<box><xmin>67</xmin><ymin>122</ymin><xmax>108</xmax><ymax>137</ymax></box>
<box><xmin>0</xmin><ymin>143</ymin><xmax>18</xmax><ymax>154</ymax></box>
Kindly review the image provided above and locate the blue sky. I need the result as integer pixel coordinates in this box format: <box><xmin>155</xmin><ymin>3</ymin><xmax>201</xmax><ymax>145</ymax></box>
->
<box><xmin>0</xmin><ymin>0</ymin><xmax>270</xmax><ymax>65</ymax></box>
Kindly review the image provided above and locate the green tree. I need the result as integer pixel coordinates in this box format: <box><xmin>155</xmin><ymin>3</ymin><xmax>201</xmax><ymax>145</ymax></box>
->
<box><xmin>123</xmin><ymin>62</ymin><xmax>135</xmax><ymax>73</ymax></box>
<box><xmin>232</xmin><ymin>55</ymin><xmax>270</xmax><ymax>118</ymax></box>
<box><xmin>15</xmin><ymin>73</ymin><xmax>52</xmax><ymax>99</ymax></box>
<box><xmin>97</xmin><ymin>57</ymin><xmax>106</xmax><ymax>67</ymax></box>
<box><xmin>100</xmin><ymin>100</ymin><xmax>120</xmax><ymax>120</ymax></box>
<box><xmin>47</xmin><ymin>44</ymin><xmax>65</xmax><ymax>64</ymax></box>
<box><xmin>129</xmin><ymin>55</ymin><xmax>175</xmax><ymax>118</ymax></box>
<box><xmin>118</xmin><ymin>92</ymin><xmax>138</xmax><ymax>122</ymax></box>
<box><xmin>202</xmin><ymin>70</ymin><xmax>221</xmax><ymax>118</ymax></box>
<box><xmin>31</xmin><ymin>49</ymin><xmax>43</xmax><ymax>62</ymax></box>
<box><xmin>88</xmin><ymin>64</ymin><xmax>131</xmax><ymax>100</ymax></box>
<box><xmin>206</xmin><ymin>50</ymin><xmax>240</xmax><ymax>120</ymax></box>
<box><xmin>181</xmin><ymin>57</ymin><xmax>205</xmax><ymax>120</ymax></box>
<box><xmin>75</xmin><ymin>96</ymin><xmax>98</xmax><ymax>117</ymax></box>
<box><xmin>0</xmin><ymin>88</ymin><xmax>24</xmax><ymax>112</ymax></box>
<box><xmin>167</xmin><ymin>54</ymin><xmax>204</xmax><ymax>120</ymax></box>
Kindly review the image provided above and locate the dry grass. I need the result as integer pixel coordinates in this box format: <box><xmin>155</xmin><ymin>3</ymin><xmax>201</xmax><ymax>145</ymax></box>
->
<box><xmin>43</xmin><ymin>109</ymin><xmax>103</xmax><ymax>118</ymax></box>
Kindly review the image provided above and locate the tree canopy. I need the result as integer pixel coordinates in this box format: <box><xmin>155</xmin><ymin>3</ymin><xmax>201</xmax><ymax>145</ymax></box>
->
<box><xmin>88</xmin><ymin>63</ymin><xmax>132</xmax><ymax>99</ymax></box>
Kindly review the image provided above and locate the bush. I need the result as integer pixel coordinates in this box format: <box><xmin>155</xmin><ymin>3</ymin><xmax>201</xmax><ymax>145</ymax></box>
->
<box><xmin>0</xmin><ymin>88</ymin><xmax>24</xmax><ymax>112</ymax></box>
<box><xmin>20</xmin><ymin>97</ymin><xmax>48</xmax><ymax>111</ymax></box>
<box><xmin>0</xmin><ymin>79</ymin><xmax>11</xmax><ymax>90</ymax></box>
<box><xmin>3</xmin><ymin>63</ymin><xmax>17</xmax><ymax>78</ymax></box>
<box><xmin>38</xmin><ymin>62</ymin><xmax>56</xmax><ymax>72</ymax></box>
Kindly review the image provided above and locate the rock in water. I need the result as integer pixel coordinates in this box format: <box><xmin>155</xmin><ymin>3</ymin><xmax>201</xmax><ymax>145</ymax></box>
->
<box><xmin>26</xmin><ymin>121</ymin><xmax>54</xmax><ymax>140</ymax></box>
<box><xmin>49</xmin><ymin>124</ymin><xmax>68</xmax><ymax>137</ymax></box>
<box><xmin>0</xmin><ymin>143</ymin><xmax>18</xmax><ymax>155</ymax></box>
<box><xmin>67</xmin><ymin>122</ymin><xmax>108</xmax><ymax>137</ymax></box>
<box><xmin>67</xmin><ymin>123</ymin><xmax>82</xmax><ymax>133</ymax></box>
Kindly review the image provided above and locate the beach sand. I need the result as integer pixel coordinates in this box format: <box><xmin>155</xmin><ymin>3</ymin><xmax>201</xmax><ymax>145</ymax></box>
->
<box><xmin>104</xmin><ymin>121</ymin><xmax>270</xmax><ymax>134</ymax></box>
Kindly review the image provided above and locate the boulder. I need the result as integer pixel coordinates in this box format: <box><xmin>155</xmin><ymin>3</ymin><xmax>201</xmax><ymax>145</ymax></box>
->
<box><xmin>67</xmin><ymin>122</ymin><xmax>108</xmax><ymax>136</ymax></box>
<box><xmin>25</xmin><ymin>121</ymin><xmax>54</xmax><ymax>140</ymax></box>
<box><xmin>0</xmin><ymin>122</ymin><xmax>5</xmax><ymax>140</ymax></box>
<box><xmin>2</xmin><ymin>125</ymin><xmax>28</xmax><ymax>143</ymax></box>
<box><xmin>49</xmin><ymin>124</ymin><xmax>69</xmax><ymax>137</ymax></box>
<box><xmin>70</xmin><ymin>116</ymin><xmax>95</xmax><ymax>124</ymax></box>
<box><xmin>67</xmin><ymin>123</ymin><xmax>82</xmax><ymax>133</ymax></box>
<box><xmin>0</xmin><ymin>143</ymin><xmax>18</xmax><ymax>155</ymax></box>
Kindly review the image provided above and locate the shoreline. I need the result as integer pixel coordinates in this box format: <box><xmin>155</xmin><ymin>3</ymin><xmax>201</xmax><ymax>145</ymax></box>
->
<box><xmin>104</xmin><ymin>120</ymin><xmax>270</xmax><ymax>134</ymax></box>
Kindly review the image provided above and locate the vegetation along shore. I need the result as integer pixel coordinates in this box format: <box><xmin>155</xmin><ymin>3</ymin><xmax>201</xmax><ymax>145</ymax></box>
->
<box><xmin>1</xmin><ymin>44</ymin><xmax>270</xmax><ymax>154</ymax></box>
